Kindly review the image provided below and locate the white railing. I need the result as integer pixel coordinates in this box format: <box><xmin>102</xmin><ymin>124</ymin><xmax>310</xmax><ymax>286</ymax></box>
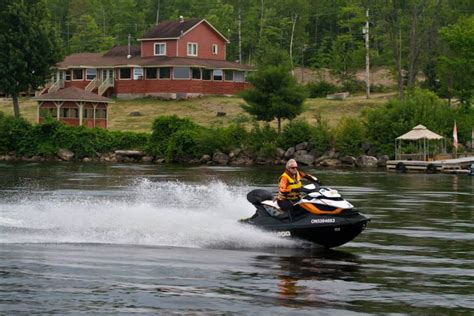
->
<box><xmin>35</xmin><ymin>82</ymin><xmax>52</xmax><ymax>96</ymax></box>
<box><xmin>85</xmin><ymin>77</ymin><xmax>101</xmax><ymax>92</ymax></box>
<box><xmin>98</xmin><ymin>77</ymin><xmax>114</xmax><ymax>95</ymax></box>
<box><xmin>47</xmin><ymin>78</ymin><xmax>64</xmax><ymax>93</ymax></box>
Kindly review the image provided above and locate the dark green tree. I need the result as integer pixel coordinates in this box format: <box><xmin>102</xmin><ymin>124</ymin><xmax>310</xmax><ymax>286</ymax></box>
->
<box><xmin>438</xmin><ymin>16</ymin><xmax>474</xmax><ymax>108</ymax></box>
<box><xmin>241</xmin><ymin>49</ymin><xmax>307</xmax><ymax>132</ymax></box>
<box><xmin>0</xmin><ymin>0</ymin><xmax>62</xmax><ymax>117</ymax></box>
<box><xmin>68</xmin><ymin>14</ymin><xmax>115</xmax><ymax>53</ymax></box>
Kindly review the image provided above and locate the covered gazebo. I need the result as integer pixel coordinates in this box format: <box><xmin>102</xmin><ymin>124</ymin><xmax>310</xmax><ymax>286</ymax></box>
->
<box><xmin>395</xmin><ymin>125</ymin><xmax>446</xmax><ymax>161</ymax></box>
<box><xmin>34</xmin><ymin>87</ymin><xmax>113</xmax><ymax>128</ymax></box>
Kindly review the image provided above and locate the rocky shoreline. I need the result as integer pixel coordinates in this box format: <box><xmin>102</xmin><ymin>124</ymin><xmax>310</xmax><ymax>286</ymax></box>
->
<box><xmin>0</xmin><ymin>142</ymin><xmax>389</xmax><ymax>168</ymax></box>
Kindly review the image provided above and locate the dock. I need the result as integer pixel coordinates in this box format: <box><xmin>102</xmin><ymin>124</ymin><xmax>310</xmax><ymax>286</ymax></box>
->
<box><xmin>387</xmin><ymin>156</ymin><xmax>474</xmax><ymax>174</ymax></box>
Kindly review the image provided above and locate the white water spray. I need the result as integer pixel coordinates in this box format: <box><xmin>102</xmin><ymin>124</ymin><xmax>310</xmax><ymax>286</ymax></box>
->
<box><xmin>0</xmin><ymin>179</ymin><xmax>296</xmax><ymax>248</ymax></box>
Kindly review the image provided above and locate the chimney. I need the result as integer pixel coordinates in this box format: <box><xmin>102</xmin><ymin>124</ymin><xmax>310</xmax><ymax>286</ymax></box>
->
<box><xmin>179</xmin><ymin>15</ymin><xmax>184</xmax><ymax>23</ymax></box>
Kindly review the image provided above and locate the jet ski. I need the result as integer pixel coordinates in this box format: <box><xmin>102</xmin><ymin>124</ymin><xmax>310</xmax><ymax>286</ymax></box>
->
<box><xmin>241</xmin><ymin>180</ymin><xmax>370</xmax><ymax>248</ymax></box>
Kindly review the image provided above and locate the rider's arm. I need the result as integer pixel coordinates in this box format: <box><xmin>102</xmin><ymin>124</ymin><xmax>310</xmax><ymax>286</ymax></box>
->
<box><xmin>278</xmin><ymin>177</ymin><xmax>292</xmax><ymax>195</ymax></box>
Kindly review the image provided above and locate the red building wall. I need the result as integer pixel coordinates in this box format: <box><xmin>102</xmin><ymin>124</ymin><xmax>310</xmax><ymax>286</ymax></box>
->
<box><xmin>141</xmin><ymin>39</ymin><xmax>178</xmax><ymax>58</ymax></box>
<box><xmin>177</xmin><ymin>23</ymin><xmax>226</xmax><ymax>60</ymax></box>
<box><xmin>140</xmin><ymin>22</ymin><xmax>226</xmax><ymax>59</ymax></box>
<box><xmin>115</xmin><ymin>78</ymin><xmax>249</xmax><ymax>95</ymax></box>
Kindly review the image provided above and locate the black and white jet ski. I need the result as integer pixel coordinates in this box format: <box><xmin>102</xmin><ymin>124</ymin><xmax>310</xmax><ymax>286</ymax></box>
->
<box><xmin>241</xmin><ymin>180</ymin><xmax>370</xmax><ymax>248</ymax></box>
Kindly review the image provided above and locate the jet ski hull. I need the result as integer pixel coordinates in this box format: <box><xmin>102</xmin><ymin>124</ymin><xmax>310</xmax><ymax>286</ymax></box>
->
<box><xmin>243</xmin><ymin>207</ymin><xmax>370</xmax><ymax>248</ymax></box>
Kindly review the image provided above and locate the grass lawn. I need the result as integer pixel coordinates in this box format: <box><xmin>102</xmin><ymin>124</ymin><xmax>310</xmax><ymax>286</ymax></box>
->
<box><xmin>0</xmin><ymin>93</ymin><xmax>393</xmax><ymax>133</ymax></box>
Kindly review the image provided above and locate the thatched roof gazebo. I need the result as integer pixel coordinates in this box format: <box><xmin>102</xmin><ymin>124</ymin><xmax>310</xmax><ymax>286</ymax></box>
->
<box><xmin>396</xmin><ymin>125</ymin><xmax>446</xmax><ymax>161</ymax></box>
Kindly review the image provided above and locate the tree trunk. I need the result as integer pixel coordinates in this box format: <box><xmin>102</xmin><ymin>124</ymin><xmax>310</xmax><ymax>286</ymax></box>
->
<box><xmin>387</xmin><ymin>3</ymin><xmax>404</xmax><ymax>98</ymax></box>
<box><xmin>258</xmin><ymin>0</ymin><xmax>265</xmax><ymax>47</ymax></box>
<box><xmin>407</xmin><ymin>3</ymin><xmax>425</xmax><ymax>94</ymax></box>
<box><xmin>238</xmin><ymin>5</ymin><xmax>242</xmax><ymax>63</ymax></box>
<box><xmin>155</xmin><ymin>0</ymin><xmax>161</xmax><ymax>25</ymax></box>
<box><xmin>289</xmin><ymin>14</ymin><xmax>297</xmax><ymax>74</ymax></box>
<box><xmin>277</xmin><ymin>117</ymin><xmax>281</xmax><ymax>133</ymax></box>
<box><xmin>12</xmin><ymin>93</ymin><xmax>20</xmax><ymax>118</ymax></box>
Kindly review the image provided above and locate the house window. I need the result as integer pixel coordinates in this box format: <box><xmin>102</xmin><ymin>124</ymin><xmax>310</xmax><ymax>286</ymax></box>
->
<box><xmin>133</xmin><ymin>68</ymin><xmax>143</xmax><ymax>80</ymax></box>
<box><xmin>234</xmin><ymin>71</ymin><xmax>245</xmax><ymax>83</ymax></box>
<box><xmin>202</xmin><ymin>69</ymin><xmax>212</xmax><ymax>81</ymax></box>
<box><xmin>72</xmin><ymin>69</ymin><xmax>83</xmax><ymax>80</ymax></box>
<box><xmin>86</xmin><ymin>69</ymin><xmax>97</xmax><ymax>80</ymax></box>
<box><xmin>191</xmin><ymin>68</ymin><xmax>201</xmax><ymax>79</ymax></box>
<box><xmin>224</xmin><ymin>70</ymin><xmax>234</xmax><ymax>81</ymax></box>
<box><xmin>83</xmin><ymin>107</ymin><xmax>94</xmax><ymax>118</ymax></box>
<box><xmin>146</xmin><ymin>68</ymin><xmax>158</xmax><ymax>79</ymax></box>
<box><xmin>187</xmin><ymin>42</ymin><xmax>198</xmax><ymax>56</ymax></box>
<box><xmin>39</xmin><ymin>107</ymin><xmax>57</xmax><ymax>118</ymax></box>
<box><xmin>119</xmin><ymin>68</ymin><xmax>131</xmax><ymax>79</ymax></box>
<box><xmin>61</xmin><ymin>108</ymin><xmax>79</xmax><ymax>119</ymax></box>
<box><xmin>95</xmin><ymin>108</ymin><xmax>107</xmax><ymax>119</ymax></box>
<box><xmin>154</xmin><ymin>43</ymin><xmax>166</xmax><ymax>56</ymax></box>
<box><xmin>173</xmin><ymin>67</ymin><xmax>190</xmax><ymax>79</ymax></box>
<box><xmin>65</xmin><ymin>70</ymin><xmax>71</xmax><ymax>81</ymax></box>
<box><xmin>213</xmin><ymin>69</ymin><xmax>223</xmax><ymax>81</ymax></box>
<box><xmin>159</xmin><ymin>67</ymin><xmax>171</xmax><ymax>79</ymax></box>
<box><xmin>212</xmin><ymin>44</ymin><xmax>218</xmax><ymax>55</ymax></box>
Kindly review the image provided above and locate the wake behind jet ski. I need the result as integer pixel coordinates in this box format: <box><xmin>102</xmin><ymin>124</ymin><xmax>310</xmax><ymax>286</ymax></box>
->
<box><xmin>241</xmin><ymin>182</ymin><xmax>370</xmax><ymax>248</ymax></box>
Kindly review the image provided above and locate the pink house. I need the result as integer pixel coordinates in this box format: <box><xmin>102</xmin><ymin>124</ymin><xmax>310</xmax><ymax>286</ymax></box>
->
<box><xmin>42</xmin><ymin>18</ymin><xmax>252</xmax><ymax>99</ymax></box>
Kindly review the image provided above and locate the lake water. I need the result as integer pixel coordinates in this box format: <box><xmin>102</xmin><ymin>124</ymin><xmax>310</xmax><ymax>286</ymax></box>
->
<box><xmin>1</xmin><ymin>162</ymin><xmax>473</xmax><ymax>314</ymax></box>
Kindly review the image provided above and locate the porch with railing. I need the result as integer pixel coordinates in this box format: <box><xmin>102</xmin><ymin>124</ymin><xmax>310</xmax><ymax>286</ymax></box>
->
<box><xmin>98</xmin><ymin>77</ymin><xmax>114</xmax><ymax>96</ymax></box>
<box><xmin>85</xmin><ymin>77</ymin><xmax>101</xmax><ymax>92</ymax></box>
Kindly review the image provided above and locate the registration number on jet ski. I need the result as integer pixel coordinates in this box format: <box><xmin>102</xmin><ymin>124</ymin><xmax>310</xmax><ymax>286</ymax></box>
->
<box><xmin>275</xmin><ymin>231</ymin><xmax>291</xmax><ymax>237</ymax></box>
<box><xmin>311</xmin><ymin>218</ymin><xmax>336</xmax><ymax>224</ymax></box>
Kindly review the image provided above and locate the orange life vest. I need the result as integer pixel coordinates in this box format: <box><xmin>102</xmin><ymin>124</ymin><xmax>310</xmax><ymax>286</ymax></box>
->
<box><xmin>278</xmin><ymin>171</ymin><xmax>302</xmax><ymax>201</ymax></box>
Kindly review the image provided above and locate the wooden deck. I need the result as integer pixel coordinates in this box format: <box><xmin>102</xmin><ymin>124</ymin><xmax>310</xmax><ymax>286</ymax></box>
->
<box><xmin>387</xmin><ymin>156</ymin><xmax>474</xmax><ymax>174</ymax></box>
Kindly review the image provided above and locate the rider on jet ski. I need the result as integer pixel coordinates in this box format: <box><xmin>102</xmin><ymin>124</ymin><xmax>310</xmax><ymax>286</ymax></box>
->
<box><xmin>277</xmin><ymin>159</ymin><xmax>319</xmax><ymax>216</ymax></box>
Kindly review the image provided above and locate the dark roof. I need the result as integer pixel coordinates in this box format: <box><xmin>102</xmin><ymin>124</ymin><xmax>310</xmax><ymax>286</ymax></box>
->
<box><xmin>104</xmin><ymin>45</ymin><xmax>141</xmax><ymax>57</ymax></box>
<box><xmin>57</xmin><ymin>54</ymin><xmax>252</xmax><ymax>71</ymax></box>
<box><xmin>141</xmin><ymin>18</ymin><xmax>201</xmax><ymax>39</ymax></box>
<box><xmin>33</xmin><ymin>87</ymin><xmax>112</xmax><ymax>103</ymax></box>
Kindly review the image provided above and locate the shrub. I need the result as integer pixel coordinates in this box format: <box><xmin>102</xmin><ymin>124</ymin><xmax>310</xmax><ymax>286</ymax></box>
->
<box><xmin>333</xmin><ymin>117</ymin><xmax>366</xmax><ymax>156</ymax></box>
<box><xmin>165</xmin><ymin>128</ymin><xmax>204</xmax><ymax>162</ymax></box>
<box><xmin>7</xmin><ymin>118</ymin><xmax>150</xmax><ymax>158</ymax></box>
<box><xmin>306</xmin><ymin>81</ymin><xmax>338</xmax><ymax>98</ymax></box>
<box><xmin>309</xmin><ymin>116</ymin><xmax>333</xmax><ymax>155</ymax></box>
<box><xmin>341</xmin><ymin>79</ymin><xmax>365</xmax><ymax>94</ymax></box>
<box><xmin>0</xmin><ymin>112</ymin><xmax>32</xmax><ymax>154</ymax></box>
<box><xmin>278</xmin><ymin>119</ymin><xmax>314</xmax><ymax>149</ymax></box>
<box><xmin>199</xmin><ymin>124</ymin><xmax>248</xmax><ymax>154</ymax></box>
<box><xmin>150</xmin><ymin>115</ymin><xmax>198</xmax><ymax>156</ymax></box>
<box><xmin>245</xmin><ymin>123</ymin><xmax>278</xmax><ymax>154</ymax></box>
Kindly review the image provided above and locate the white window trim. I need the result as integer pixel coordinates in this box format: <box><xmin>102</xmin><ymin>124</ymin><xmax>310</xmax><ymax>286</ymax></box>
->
<box><xmin>224</xmin><ymin>70</ymin><xmax>234</xmax><ymax>82</ymax></box>
<box><xmin>133</xmin><ymin>67</ymin><xmax>144</xmax><ymax>80</ymax></box>
<box><xmin>212</xmin><ymin>44</ymin><xmax>218</xmax><ymax>55</ymax></box>
<box><xmin>191</xmin><ymin>68</ymin><xmax>202</xmax><ymax>80</ymax></box>
<box><xmin>119</xmin><ymin>68</ymin><xmax>132</xmax><ymax>80</ymax></box>
<box><xmin>145</xmin><ymin>67</ymin><xmax>158</xmax><ymax>80</ymax></box>
<box><xmin>212</xmin><ymin>69</ymin><xmax>223</xmax><ymax>81</ymax></box>
<box><xmin>72</xmin><ymin>69</ymin><xmax>84</xmax><ymax>81</ymax></box>
<box><xmin>172</xmin><ymin>67</ymin><xmax>191</xmax><ymax>80</ymax></box>
<box><xmin>86</xmin><ymin>69</ymin><xmax>97</xmax><ymax>81</ymax></box>
<box><xmin>187</xmin><ymin>42</ymin><xmax>198</xmax><ymax>56</ymax></box>
<box><xmin>154</xmin><ymin>42</ymin><xmax>167</xmax><ymax>56</ymax></box>
<box><xmin>158</xmin><ymin>67</ymin><xmax>171</xmax><ymax>80</ymax></box>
